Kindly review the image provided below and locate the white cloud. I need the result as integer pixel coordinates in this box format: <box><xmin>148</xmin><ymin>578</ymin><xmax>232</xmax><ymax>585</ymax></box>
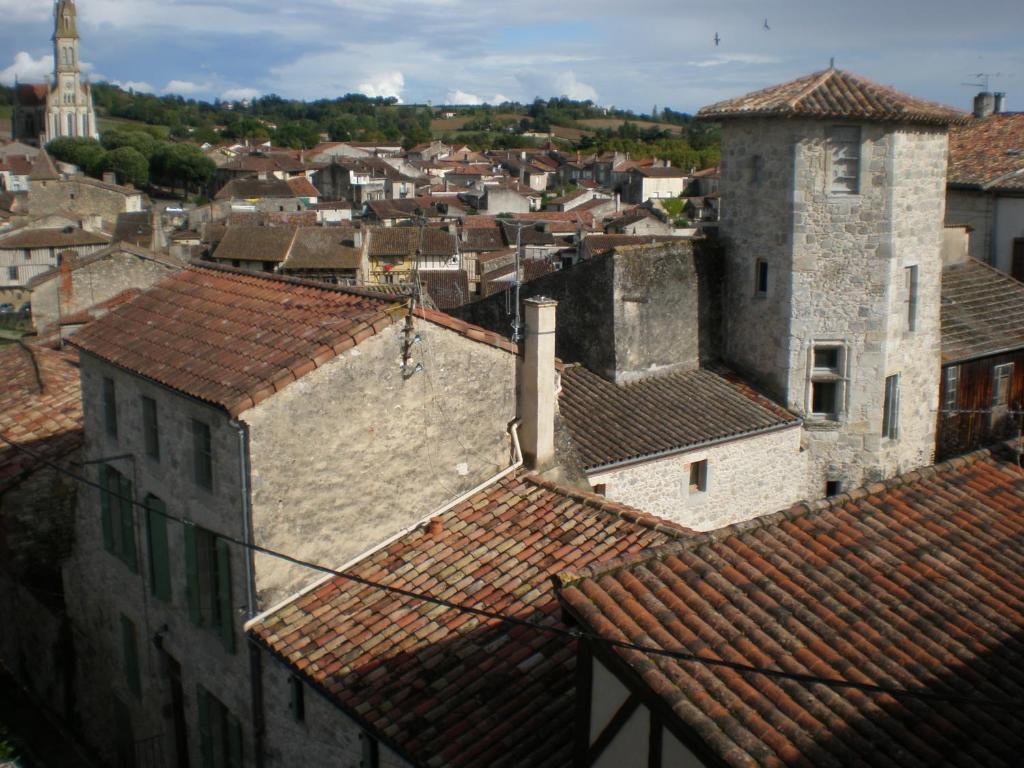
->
<box><xmin>357</xmin><ymin>71</ymin><xmax>404</xmax><ymax>101</ymax></box>
<box><xmin>445</xmin><ymin>89</ymin><xmax>510</xmax><ymax>105</ymax></box>
<box><xmin>163</xmin><ymin>79</ymin><xmax>209</xmax><ymax>95</ymax></box>
<box><xmin>686</xmin><ymin>54</ymin><xmax>781</xmax><ymax>69</ymax></box>
<box><xmin>110</xmin><ymin>79</ymin><xmax>155</xmax><ymax>93</ymax></box>
<box><xmin>0</xmin><ymin>51</ymin><xmax>54</xmax><ymax>86</ymax></box>
<box><xmin>221</xmin><ymin>87</ymin><xmax>262</xmax><ymax>102</ymax></box>
<box><xmin>551</xmin><ymin>71</ymin><xmax>598</xmax><ymax>102</ymax></box>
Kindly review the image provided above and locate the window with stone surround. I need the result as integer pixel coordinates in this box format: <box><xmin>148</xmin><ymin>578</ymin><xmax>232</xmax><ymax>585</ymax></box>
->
<box><xmin>103</xmin><ymin>377</ymin><xmax>118</xmax><ymax>438</ymax></box>
<box><xmin>829</xmin><ymin>126</ymin><xmax>861</xmax><ymax>195</ymax></box>
<box><xmin>185</xmin><ymin>524</ymin><xmax>234</xmax><ymax>653</ymax></box>
<box><xmin>196</xmin><ymin>684</ymin><xmax>242</xmax><ymax>768</ymax></box>
<box><xmin>808</xmin><ymin>344</ymin><xmax>848</xmax><ymax>419</ymax></box>
<box><xmin>100</xmin><ymin>463</ymin><xmax>137</xmax><ymax>572</ymax></box>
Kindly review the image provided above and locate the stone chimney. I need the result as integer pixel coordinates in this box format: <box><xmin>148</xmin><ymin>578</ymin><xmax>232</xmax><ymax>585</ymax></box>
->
<box><xmin>518</xmin><ymin>297</ymin><xmax>557</xmax><ymax>470</ymax></box>
<box><xmin>994</xmin><ymin>92</ymin><xmax>1006</xmax><ymax>114</ymax></box>
<box><xmin>974</xmin><ymin>92</ymin><xmax>996</xmax><ymax>119</ymax></box>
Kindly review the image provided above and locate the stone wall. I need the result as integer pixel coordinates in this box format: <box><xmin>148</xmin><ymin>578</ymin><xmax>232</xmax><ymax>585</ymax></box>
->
<box><xmin>719</xmin><ymin>118</ymin><xmax>945</xmax><ymax>494</ymax></box>
<box><xmin>63</xmin><ymin>354</ymin><xmax>253</xmax><ymax>768</ymax></box>
<box><xmin>30</xmin><ymin>248</ymin><xmax>180</xmax><ymax>332</ymax></box>
<box><xmin>257</xmin><ymin>648</ymin><xmax>413</xmax><ymax>768</ymax></box>
<box><xmin>28</xmin><ymin>177</ymin><xmax>142</xmax><ymax>228</ymax></box>
<box><xmin>588</xmin><ymin>424</ymin><xmax>805</xmax><ymax>530</ymax></box>
<box><xmin>454</xmin><ymin>241</ymin><xmax>720</xmax><ymax>383</ymax></box>
<box><xmin>243</xmin><ymin>319</ymin><xmax>519</xmax><ymax>605</ymax></box>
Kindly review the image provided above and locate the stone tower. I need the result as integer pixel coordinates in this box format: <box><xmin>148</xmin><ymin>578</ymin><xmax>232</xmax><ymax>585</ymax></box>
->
<box><xmin>698</xmin><ymin>68</ymin><xmax>966</xmax><ymax>496</ymax></box>
<box><xmin>48</xmin><ymin>0</ymin><xmax>98</xmax><ymax>142</ymax></box>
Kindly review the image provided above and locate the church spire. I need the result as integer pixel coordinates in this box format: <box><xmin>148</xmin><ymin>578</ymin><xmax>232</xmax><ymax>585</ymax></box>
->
<box><xmin>53</xmin><ymin>0</ymin><xmax>79</xmax><ymax>40</ymax></box>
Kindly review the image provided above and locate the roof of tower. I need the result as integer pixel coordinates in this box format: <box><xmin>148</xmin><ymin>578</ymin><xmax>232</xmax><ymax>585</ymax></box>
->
<box><xmin>698</xmin><ymin>67</ymin><xmax>968</xmax><ymax>126</ymax></box>
<box><xmin>53</xmin><ymin>0</ymin><xmax>78</xmax><ymax>39</ymax></box>
<box><xmin>28</xmin><ymin>151</ymin><xmax>60</xmax><ymax>182</ymax></box>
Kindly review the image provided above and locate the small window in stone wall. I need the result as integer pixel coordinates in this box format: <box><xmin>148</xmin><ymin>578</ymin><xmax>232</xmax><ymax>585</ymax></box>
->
<box><xmin>825</xmin><ymin>480</ymin><xmax>842</xmax><ymax>497</ymax></box>
<box><xmin>809</xmin><ymin>344</ymin><xmax>847</xmax><ymax>419</ymax></box>
<box><xmin>829</xmin><ymin>126</ymin><xmax>861</xmax><ymax>195</ymax></box>
<box><xmin>688</xmin><ymin>460</ymin><xmax>708</xmax><ymax>494</ymax></box>
<box><xmin>755</xmin><ymin>260</ymin><xmax>769</xmax><ymax>295</ymax></box>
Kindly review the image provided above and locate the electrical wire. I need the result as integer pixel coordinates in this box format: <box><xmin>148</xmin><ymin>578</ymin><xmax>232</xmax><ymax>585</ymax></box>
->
<box><xmin>2</xmin><ymin>430</ymin><xmax>1023</xmax><ymax>711</ymax></box>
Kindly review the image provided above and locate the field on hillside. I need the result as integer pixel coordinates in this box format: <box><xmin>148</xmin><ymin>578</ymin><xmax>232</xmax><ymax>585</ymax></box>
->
<box><xmin>577</xmin><ymin>118</ymin><xmax>684</xmax><ymax>135</ymax></box>
<box><xmin>98</xmin><ymin>114</ymin><xmax>171</xmax><ymax>136</ymax></box>
<box><xmin>430</xmin><ymin>112</ymin><xmax>523</xmax><ymax>132</ymax></box>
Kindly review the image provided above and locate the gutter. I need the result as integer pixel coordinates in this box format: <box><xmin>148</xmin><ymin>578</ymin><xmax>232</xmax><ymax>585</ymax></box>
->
<box><xmin>229</xmin><ymin>418</ymin><xmax>257</xmax><ymax>618</ymax></box>
<box><xmin>244</xmin><ymin>419</ymin><xmax>523</xmax><ymax>630</ymax></box>
<box><xmin>583</xmin><ymin>419</ymin><xmax>801</xmax><ymax>476</ymax></box>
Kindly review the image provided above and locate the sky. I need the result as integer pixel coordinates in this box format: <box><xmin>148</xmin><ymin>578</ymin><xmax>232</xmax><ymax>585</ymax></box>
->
<box><xmin>1</xmin><ymin>0</ymin><xmax>1023</xmax><ymax>114</ymax></box>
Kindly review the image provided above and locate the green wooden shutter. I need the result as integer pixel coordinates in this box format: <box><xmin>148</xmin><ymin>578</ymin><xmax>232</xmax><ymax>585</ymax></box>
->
<box><xmin>146</xmin><ymin>497</ymin><xmax>171</xmax><ymax>602</ymax></box>
<box><xmin>118</xmin><ymin>474</ymin><xmax>137</xmax><ymax>572</ymax></box>
<box><xmin>216</xmin><ymin>537</ymin><xmax>234</xmax><ymax>654</ymax></box>
<box><xmin>99</xmin><ymin>466</ymin><xmax>114</xmax><ymax>552</ymax></box>
<box><xmin>227</xmin><ymin>713</ymin><xmax>243</xmax><ymax>768</ymax></box>
<box><xmin>121</xmin><ymin>614</ymin><xmax>140</xmax><ymax>697</ymax></box>
<box><xmin>185</xmin><ymin>525</ymin><xmax>201</xmax><ymax>625</ymax></box>
<box><xmin>196</xmin><ymin>684</ymin><xmax>214</xmax><ymax>768</ymax></box>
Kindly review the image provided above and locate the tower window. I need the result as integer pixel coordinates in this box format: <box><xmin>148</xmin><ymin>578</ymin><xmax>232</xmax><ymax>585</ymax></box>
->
<box><xmin>829</xmin><ymin>126</ymin><xmax>861</xmax><ymax>195</ymax></box>
<box><xmin>755</xmin><ymin>259</ymin><xmax>768</xmax><ymax>295</ymax></box>
<box><xmin>882</xmin><ymin>374</ymin><xmax>900</xmax><ymax>440</ymax></box>
<box><xmin>905</xmin><ymin>265</ymin><xmax>919</xmax><ymax>332</ymax></box>
<box><xmin>809</xmin><ymin>344</ymin><xmax>847</xmax><ymax>419</ymax></box>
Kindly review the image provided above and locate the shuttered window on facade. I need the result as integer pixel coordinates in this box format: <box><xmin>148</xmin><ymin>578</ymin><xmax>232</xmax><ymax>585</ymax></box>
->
<box><xmin>196</xmin><ymin>684</ymin><xmax>243</xmax><ymax>768</ymax></box>
<box><xmin>100</xmin><ymin>464</ymin><xmax>137</xmax><ymax>572</ymax></box>
<box><xmin>185</xmin><ymin>525</ymin><xmax>234</xmax><ymax>653</ymax></box>
<box><xmin>121</xmin><ymin>614</ymin><xmax>141</xmax><ymax>698</ymax></box>
<box><xmin>145</xmin><ymin>495</ymin><xmax>172</xmax><ymax>602</ymax></box>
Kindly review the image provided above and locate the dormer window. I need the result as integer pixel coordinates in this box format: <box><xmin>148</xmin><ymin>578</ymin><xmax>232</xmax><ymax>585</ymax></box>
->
<box><xmin>829</xmin><ymin>126</ymin><xmax>861</xmax><ymax>194</ymax></box>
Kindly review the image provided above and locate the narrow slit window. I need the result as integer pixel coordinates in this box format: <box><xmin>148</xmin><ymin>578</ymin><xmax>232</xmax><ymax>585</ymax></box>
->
<box><xmin>905</xmin><ymin>265</ymin><xmax>919</xmax><ymax>332</ymax></box>
<box><xmin>883</xmin><ymin>374</ymin><xmax>900</xmax><ymax>440</ymax></box>
<box><xmin>755</xmin><ymin>260</ymin><xmax>768</xmax><ymax>295</ymax></box>
<box><xmin>829</xmin><ymin>126</ymin><xmax>861</xmax><ymax>195</ymax></box>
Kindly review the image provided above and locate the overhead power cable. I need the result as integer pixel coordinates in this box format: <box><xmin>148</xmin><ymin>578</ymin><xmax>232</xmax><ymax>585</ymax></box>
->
<box><xmin>1</xmin><ymin>430</ymin><xmax>1022</xmax><ymax>711</ymax></box>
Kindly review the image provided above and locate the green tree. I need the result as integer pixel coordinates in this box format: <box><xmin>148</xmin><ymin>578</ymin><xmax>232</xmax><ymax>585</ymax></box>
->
<box><xmin>103</xmin><ymin>146</ymin><xmax>149</xmax><ymax>187</ymax></box>
<box><xmin>45</xmin><ymin>136</ymin><xmax>107</xmax><ymax>176</ymax></box>
<box><xmin>151</xmin><ymin>143</ymin><xmax>215</xmax><ymax>196</ymax></box>
<box><xmin>274</xmin><ymin>119</ymin><xmax>321</xmax><ymax>149</ymax></box>
<box><xmin>101</xmin><ymin>129</ymin><xmax>158</xmax><ymax>160</ymax></box>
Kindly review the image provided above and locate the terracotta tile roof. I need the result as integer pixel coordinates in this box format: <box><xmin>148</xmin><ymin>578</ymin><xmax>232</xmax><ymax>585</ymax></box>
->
<box><xmin>698</xmin><ymin>67</ymin><xmax>968</xmax><ymax>126</ymax></box>
<box><xmin>418</xmin><ymin>269</ymin><xmax>471</xmax><ymax>310</ymax></box>
<box><xmin>941</xmin><ymin>258</ymin><xmax>1024</xmax><ymax>363</ymax></box>
<box><xmin>461</xmin><ymin>215</ymin><xmax>501</xmax><ymax>229</ymax></box>
<box><xmin>69</xmin><ymin>265</ymin><xmax>405</xmax><ymax>416</ymax></box>
<box><xmin>285</xmin><ymin>176</ymin><xmax>320</xmax><ymax>197</ymax></box>
<box><xmin>462</xmin><ymin>227</ymin><xmax>505</xmax><ymax>252</ymax></box>
<box><xmin>633</xmin><ymin>166</ymin><xmax>689</xmax><ymax>178</ymax></box>
<box><xmin>215</xmin><ymin>178</ymin><xmax>307</xmax><ymax>200</ymax></box>
<box><xmin>0</xmin><ymin>155</ymin><xmax>33</xmax><ymax>176</ymax></box>
<box><xmin>112</xmin><ymin>211</ymin><xmax>153</xmax><ymax>246</ymax></box>
<box><xmin>211</xmin><ymin>225</ymin><xmax>297</xmax><ymax>263</ymax></box>
<box><xmin>309</xmin><ymin>200</ymin><xmax>353</xmax><ymax>211</ymax></box>
<box><xmin>948</xmin><ymin>113</ymin><xmax>1024</xmax><ymax>191</ymax></box>
<box><xmin>219</xmin><ymin>154</ymin><xmax>310</xmax><ymax>174</ymax></box>
<box><xmin>282</xmin><ymin>227</ymin><xmax>362</xmax><ymax>271</ymax></box>
<box><xmin>248</xmin><ymin>473</ymin><xmax>689</xmax><ymax>768</ymax></box>
<box><xmin>558</xmin><ymin>445</ymin><xmax>1024</xmax><ymax>768</ymax></box>
<box><xmin>581</xmin><ymin>234</ymin><xmax>690</xmax><ymax>257</ymax></box>
<box><xmin>367</xmin><ymin>226</ymin><xmax>457</xmax><ymax>258</ymax></box>
<box><xmin>0</xmin><ymin>344</ymin><xmax>82</xmax><ymax>493</ymax></box>
<box><xmin>0</xmin><ymin>227</ymin><xmax>110</xmax><ymax>250</ymax></box>
<box><xmin>560</xmin><ymin>366</ymin><xmax>799</xmax><ymax>471</ymax></box>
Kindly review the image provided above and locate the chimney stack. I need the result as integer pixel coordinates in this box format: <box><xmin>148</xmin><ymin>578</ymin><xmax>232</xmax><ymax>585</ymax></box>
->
<box><xmin>974</xmin><ymin>91</ymin><xmax>996</xmax><ymax>119</ymax></box>
<box><xmin>994</xmin><ymin>92</ymin><xmax>1006</xmax><ymax>114</ymax></box>
<box><xmin>519</xmin><ymin>297</ymin><xmax>558</xmax><ymax>470</ymax></box>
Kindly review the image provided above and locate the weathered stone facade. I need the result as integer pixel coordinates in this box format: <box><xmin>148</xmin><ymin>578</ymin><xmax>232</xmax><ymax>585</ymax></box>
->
<box><xmin>29</xmin><ymin>176</ymin><xmax>144</xmax><ymax>229</ymax></box>
<box><xmin>62</xmin><ymin>314</ymin><xmax>518</xmax><ymax>765</ymax></box>
<box><xmin>719</xmin><ymin>118</ymin><xmax>946</xmax><ymax>495</ymax></box>
<box><xmin>30</xmin><ymin>246</ymin><xmax>181</xmax><ymax>332</ymax></box>
<box><xmin>588</xmin><ymin>424</ymin><xmax>804</xmax><ymax>530</ymax></box>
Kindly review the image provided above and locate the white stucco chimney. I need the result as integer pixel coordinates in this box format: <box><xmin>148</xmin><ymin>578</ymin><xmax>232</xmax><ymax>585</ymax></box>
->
<box><xmin>519</xmin><ymin>297</ymin><xmax>558</xmax><ymax>470</ymax></box>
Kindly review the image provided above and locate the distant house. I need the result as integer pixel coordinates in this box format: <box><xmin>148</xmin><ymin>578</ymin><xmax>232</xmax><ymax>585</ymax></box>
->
<box><xmin>605</xmin><ymin>207</ymin><xmax>672</xmax><ymax>236</ymax></box>
<box><xmin>558</xmin><ymin>444</ymin><xmax>1024</xmax><ymax>768</ymax></box>
<box><xmin>364</xmin><ymin>226</ymin><xmax>459</xmax><ymax>284</ymax></box>
<box><xmin>0</xmin><ymin>225</ymin><xmax>110</xmax><ymax>291</ymax></box>
<box><xmin>27</xmin><ymin>152</ymin><xmax>144</xmax><ymax>229</ymax></box>
<box><xmin>27</xmin><ymin>242</ymin><xmax>182</xmax><ymax>334</ymax></box>
<box><xmin>623</xmin><ymin>165</ymin><xmax>689</xmax><ymax>204</ymax></box>
<box><xmin>945</xmin><ymin>99</ymin><xmax>1024</xmax><ymax>277</ymax></box>
<box><xmin>213</xmin><ymin>177</ymin><xmax>318</xmax><ymax>213</ymax></box>
<box><xmin>0</xmin><ymin>155</ymin><xmax>33</xmax><ymax>192</ymax></box>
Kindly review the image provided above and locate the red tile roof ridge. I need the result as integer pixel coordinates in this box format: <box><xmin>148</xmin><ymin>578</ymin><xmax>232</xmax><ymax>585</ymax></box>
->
<box><xmin>522</xmin><ymin>472</ymin><xmax>694</xmax><ymax>539</ymax></box>
<box><xmin>413</xmin><ymin>306</ymin><xmax>519</xmax><ymax>355</ymax></box>
<box><xmin>188</xmin><ymin>260</ymin><xmax>404</xmax><ymax>303</ymax></box>
<box><xmin>554</xmin><ymin>441</ymin><xmax>1022</xmax><ymax>590</ymax></box>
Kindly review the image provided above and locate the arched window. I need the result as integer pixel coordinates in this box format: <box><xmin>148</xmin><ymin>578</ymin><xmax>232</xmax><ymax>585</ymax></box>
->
<box><xmin>67</xmin><ymin>113</ymin><xmax>75</xmax><ymax>137</ymax></box>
